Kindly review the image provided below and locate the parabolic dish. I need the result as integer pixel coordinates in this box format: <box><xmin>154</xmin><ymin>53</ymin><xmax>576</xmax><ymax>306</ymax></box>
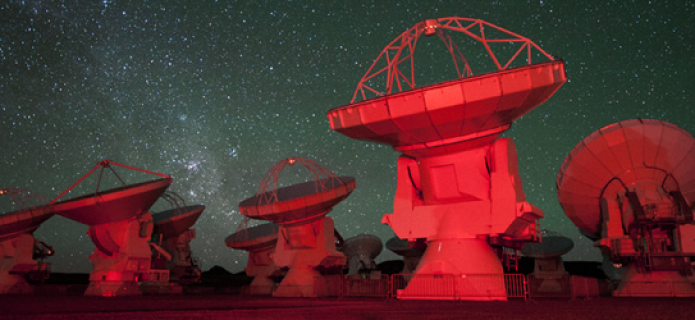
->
<box><xmin>521</xmin><ymin>235</ymin><xmax>574</xmax><ymax>258</ymax></box>
<box><xmin>238</xmin><ymin>176</ymin><xmax>356</xmax><ymax>225</ymax></box>
<box><xmin>342</xmin><ymin>234</ymin><xmax>383</xmax><ymax>259</ymax></box>
<box><xmin>52</xmin><ymin>178</ymin><xmax>171</xmax><ymax>226</ymax></box>
<box><xmin>0</xmin><ymin>206</ymin><xmax>53</xmax><ymax>242</ymax></box>
<box><xmin>557</xmin><ymin>119</ymin><xmax>695</xmax><ymax>237</ymax></box>
<box><xmin>152</xmin><ymin>205</ymin><xmax>205</xmax><ymax>239</ymax></box>
<box><xmin>386</xmin><ymin>236</ymin><xmax>427</xmax><ymax>258</ymax></box>
<box><xmin>226</xmin><ymin>223</ymin><xmax>280</xmax><ymax>252</ymax></box>
<box><xmin>328</xmin><ymin>61</ymin><xmax>566</xmax><ymax>150</ymax></box>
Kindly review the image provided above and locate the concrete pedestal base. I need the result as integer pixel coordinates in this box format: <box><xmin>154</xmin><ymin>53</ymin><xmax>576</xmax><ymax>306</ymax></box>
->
<box><xmin>247</xmin><ymin>275</ymin><xmax>276</xmax><ymax>296</ymax></box>
<box><xmin>399</xmin><ymin>238</ymin><xmax>506</xmax><ymax>301</ymax></box>
<box><xmin>273</xmin><ymin>266</ymin><xmax>318</xmax><ymax>297</ymax></box>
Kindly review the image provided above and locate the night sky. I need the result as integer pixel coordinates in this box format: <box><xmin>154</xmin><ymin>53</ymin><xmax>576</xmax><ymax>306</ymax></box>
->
<box><xmin>1</xmin><ymin>1</ymin><xmax>693</xmax><ymax>274</ymax></box>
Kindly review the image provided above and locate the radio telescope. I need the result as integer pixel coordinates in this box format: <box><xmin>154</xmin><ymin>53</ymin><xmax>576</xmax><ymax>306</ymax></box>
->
<box><xmin>328</xmin><ymin>17</ymin><xmax>565</xmax><ymax>300</ymax></box>
<box><xmin>386</xmin><ymin>237</ymin><xmax>427</xmax><ymax>274</ymax></box>
<box><xmin>238</xmin><ymin>157</ymin><xmax>354</xmax><ymax>297</ymax></box>
<box><xmin>0</xmin><ymin>189</ymin><xmax>54</xmax><ymax>294</ymax></box>
<box><xmin>226</xmin><ymin>222</ymin><xmax>282</xmax><ymax>295</ymax></box>
<box><xmin>557</xmin><ymin>119</ymin><xmax>695</xmax><ymax>297</ymax></box>
<box><xmin>50</xmin><ymin>160</ymin><xmax>172</xmax><ymax>296</ymax></box>
<box><xmin>342</xmin><ymin>234</ymin><xmax>383</xmax><ymax>274</ymax></box>
<box><xmin>151</xmin><ymin>192</ymin><xmax>205</xmax><ymax>285</ymax></box>
<box><xmin>521</xmin><ymin>230</ymin><xmax>573</xmax><ymax>296</ymax></box>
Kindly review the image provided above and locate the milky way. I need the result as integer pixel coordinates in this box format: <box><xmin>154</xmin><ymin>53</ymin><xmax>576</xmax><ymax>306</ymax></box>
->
<box><xmin>1</xmin><ymin>1</ymin><xmax>693</xmax><ymax>273</ymax></box>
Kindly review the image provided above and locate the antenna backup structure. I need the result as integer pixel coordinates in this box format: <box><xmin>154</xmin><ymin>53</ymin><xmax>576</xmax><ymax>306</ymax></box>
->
<box><xmin>51</xmin><ymin>160</ymin><xmax>172</xmax><ymax>296</ymax></box>
<box><xmin>328</xmin><ymin>17</ymin><xmax>566</xmax><ymax>300</ymax></box>
<box><xmin>558</xmin><ymin>119</ymin><xmax>695</xmax><ymax>297</ymax></box>
<box><xmin>238</xmin><ymin>157</ymin><xmax>354</xmax><ymax>297</ymax></box>
<box><xmin>0</xmin><ymin>189</ymin><xmax>54</xmax><ymax>294</ymax></box>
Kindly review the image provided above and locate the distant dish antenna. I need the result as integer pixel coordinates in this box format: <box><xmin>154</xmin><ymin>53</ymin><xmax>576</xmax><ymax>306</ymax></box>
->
<box><xmin>238</xmin><ymin>157</ymin><xmax>355</xmax><ymax>297</ymax></box>
<box><xmin>342</xmin><ymin>234</ymin><xmax>383</xmax><ymax>274</ymax></box>
<box><xmin>386</xmin><ymin>237</ymin><xmax>427</xmax><ymax>274</ymax></box>
<box><xmin>151</xmin><ymin>192</ymin><xmax>205</xmax><ymax>286</ymax></box>
<box><xmin>520</xmin><ymin>230</ymin><xmax>573</xmax><ymax>296</ymax></box>
<box><xmin>0</xmin><ymin>189</ymin><xmax>54</xmax><ymax>294</ymax></box>
<box><xmin>328</xmin><ymin>17</ymin><xmax>565</xmax><ymax>301</ymax></box>
<box><xmin>226</xmin><ymin>223</ymin><xmax>282</xmax><ymax>295</ymax></box>
<box><xmin>521</xmin><ymin>230</ymin><xmax>573</xmax><ymax>258</ymax></box>
<box><xmin>50</xmin><ymin>160</ymin><xmax>172</xmax><ymax>296</ymax></box>
<box><xmin>557</xmin><ymin>119</ymin><xmax>695</xmax><ymax>297</ymax></box>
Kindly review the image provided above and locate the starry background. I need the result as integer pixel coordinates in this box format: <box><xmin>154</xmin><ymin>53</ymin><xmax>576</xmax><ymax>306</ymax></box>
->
<box><xmin>1</xmin><ymin>1</ymin><xmax>693</xmax><ymax>274</ymax></box>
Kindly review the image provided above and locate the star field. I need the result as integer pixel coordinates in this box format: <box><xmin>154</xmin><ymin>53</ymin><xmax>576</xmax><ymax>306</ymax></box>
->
<box><xmin>1</xmin><ymin>1</ymin><xmax>693</xmax><ymax>273</ymax></box>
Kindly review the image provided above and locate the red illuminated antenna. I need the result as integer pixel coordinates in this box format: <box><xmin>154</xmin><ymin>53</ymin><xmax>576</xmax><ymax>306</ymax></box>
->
<box><xmin>226</xmin><ymin>223</ymin><xmax>283</xmax><ymax>296</ymax></box>
<box><xmin>557</xmin><ymin>119</ymin><xmax>695</xmax><ymax>297</ymax></box>
<box><xmin>151</xmin><ymin>192</ymin><xmax>205</xmax><ymax>285</ymax></box>
<box><xmin>50</xmin><ymin>160</ymin><xmax>172</xmax><ymax>225</ymax></box>
<box><xmin>0</xmin><ymin>188</ymin><xmax>52</xmax><ymax>241</ymax></box>
<box><xmin>49</xmin><ymin>160</ymin><xmax>172</xmax><ymax>296</ymax></box>
<box><xmin>152</xmin><ymin>192</ymin><xmax>204</xmax><ymax>240</ymax></box>
<box><xmin>237</xmin><ymin>157</ymin><xmax>354</xmax><ymax>297</ymax></box>
<box><xmin>328</xmin><ymin>17</ymin><xmax>565</xmax><ymax>152</ymax></box>
<box><xmin>328</xmin><ymin>17</ymin><xmax>565</xmax><ymax>301</ymax></box>
<box><xmin>247</xmin><ymin>157</ymin><xmax>354</xmax><ymax>224</ymax></box>
<box><xmin>0</xmin><ymin>189</ymin><xmax>54</xmax><ymax>293</ymax></box>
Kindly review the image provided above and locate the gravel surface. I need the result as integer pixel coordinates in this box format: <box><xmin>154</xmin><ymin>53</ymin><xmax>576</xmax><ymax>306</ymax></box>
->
<box><xmin>2</xmin><ymin>295</ymin><xmax>694</xmax><ymax>320</ymax></box>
